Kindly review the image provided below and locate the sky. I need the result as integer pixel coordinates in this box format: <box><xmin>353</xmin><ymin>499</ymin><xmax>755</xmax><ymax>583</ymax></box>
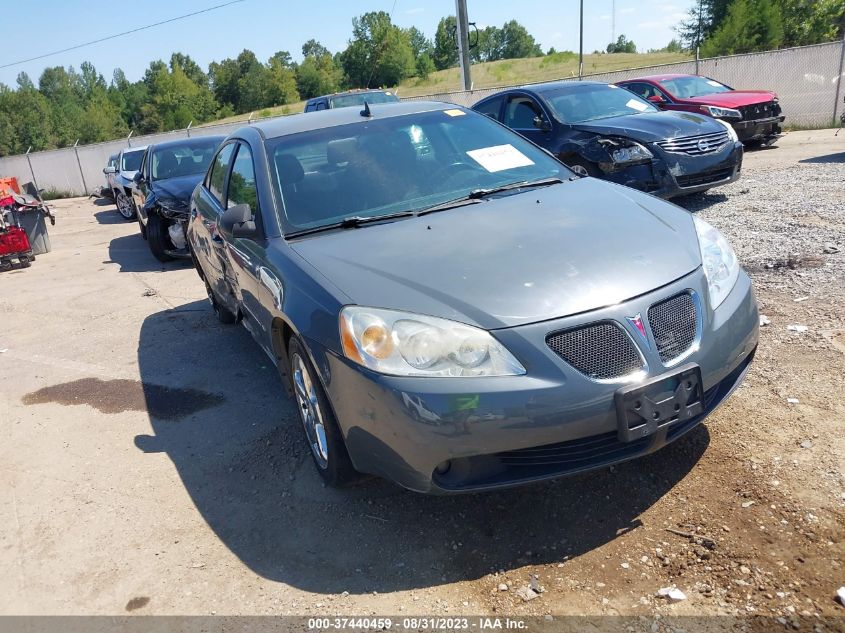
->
<box><xmin>0</xmin><ymin>0</ymin><xmax>695</xmax><ymax>87</ymax></box>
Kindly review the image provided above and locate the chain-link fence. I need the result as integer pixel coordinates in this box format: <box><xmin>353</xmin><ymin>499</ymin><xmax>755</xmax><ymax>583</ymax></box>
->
<box><xmin>1</xmin><ymin>41</ymin><xmax>842</xmax><ymax>197</ymax></box>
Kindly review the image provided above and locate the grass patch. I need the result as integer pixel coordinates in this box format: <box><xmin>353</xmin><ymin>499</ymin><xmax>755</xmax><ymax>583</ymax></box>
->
<box><xmin>41</xmin><ymin>188</ymin><xmax>75</xmax><ymax>200</ymax></box>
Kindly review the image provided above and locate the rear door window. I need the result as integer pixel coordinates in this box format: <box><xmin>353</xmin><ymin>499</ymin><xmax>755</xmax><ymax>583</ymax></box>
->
<box><xmin>475</xmin><ymin>96</ymin><xmax>504</xmax><ymax>121</ymax></box>
<box><xmin>207</xmin><ymin>143</ymin><xmax>235</xmax><ymax>206</ymax></box>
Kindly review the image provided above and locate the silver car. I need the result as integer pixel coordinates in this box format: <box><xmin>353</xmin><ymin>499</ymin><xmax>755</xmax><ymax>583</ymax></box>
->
<box><xmin>103</xmin><ymin>146</ymin><xmax>147</xmax><ymax>220</ymax></box>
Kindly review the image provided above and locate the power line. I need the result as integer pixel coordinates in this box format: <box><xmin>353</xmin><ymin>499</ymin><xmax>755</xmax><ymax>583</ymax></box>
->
<box><xmin>0</xmin><ymin>0</ymin><xmax>246</xmax><ymax>71</ymax></box>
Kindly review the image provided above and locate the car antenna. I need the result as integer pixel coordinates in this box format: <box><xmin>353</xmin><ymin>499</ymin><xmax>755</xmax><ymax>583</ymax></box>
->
<box><xmin>360</xmin><ymin>101</ymin><xmax>372</xmax><ymax>118</ymax></box>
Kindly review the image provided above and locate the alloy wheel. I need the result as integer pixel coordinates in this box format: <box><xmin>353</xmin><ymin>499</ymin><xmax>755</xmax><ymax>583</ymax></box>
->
<box><xmin>292</xmin><ymin>352</ymin><xmax>329</xmax><ymax>468</ymax></box>
<box><xmin>116</xmin><ymin>192</ymin><xmax>134</xmax><ymax>219</ymax></box>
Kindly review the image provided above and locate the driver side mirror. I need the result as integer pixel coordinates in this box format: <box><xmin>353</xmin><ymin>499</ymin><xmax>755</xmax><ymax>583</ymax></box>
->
<box><xmin>533</xmin><ymin>114</ymin><xmax>552</xmax><ymax>132</ymax></box>
<box><xmin>220</xmin><ymin>203</ymin><xmax>258</xmax><ymax>239</ymax></box>
<box><xmin>103</xmin><ymin>165</ymin><xmax>116</xmax><ymax>174</ymax></box>
<box><xmin>647</xmin><ymin>94</ymin><xmax>665</xmax><ymax>104</ymax></box>
<box><xmin>132</xmin><ymin>171</ymin><xmax>144</xmax><ymax>185</ymax></box>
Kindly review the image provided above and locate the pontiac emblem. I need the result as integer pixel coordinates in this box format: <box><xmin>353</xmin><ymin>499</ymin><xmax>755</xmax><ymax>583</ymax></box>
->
<box><xmin>627</xmin><ymin>313</ymin><xmax>650</xmax><ymax>349</ymax></box>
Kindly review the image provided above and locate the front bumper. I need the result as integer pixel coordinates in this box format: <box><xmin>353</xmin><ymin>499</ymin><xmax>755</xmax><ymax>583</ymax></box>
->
<box><xmin>733</xmin><ymin>115</ymin><xmax>785</xmax><ymax>143</ymax></box>
<box><xmin>310</xmin><ymin>269</ymin><xmax>759</xmax><ymax>493</ymax></box>
<box><xmin>600</xmin><ymin>141</ymin><xmax>743</xmax><ymax>199</ymax></box>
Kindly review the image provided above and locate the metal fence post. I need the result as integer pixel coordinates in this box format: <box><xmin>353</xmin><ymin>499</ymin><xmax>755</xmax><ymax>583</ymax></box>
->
<box><xmin>126</xmin><ymin>130</ymin><xmax>133</xmax><ymax>148</ymax></box>
<box><xmin>833</xmin><ymin>36</ymin><xmax>845</xmax><ymax>124</ymax></box>
<box><xmin>25</xmin><ymin>146</ymin><xmax>41</xmax><ymax>195</ymax></box>
<box><xmin>186</xmin><ymin>121</ymin><xmax>193</xmax><ymax>138</ymax></box>
<box><xmin>73</xmin><ymin>139</ymin><xmax>88</xmax><ymax>196</ymax></box>
<box><xmin>695</xmin><ymin>47</ymin><xmax>700</xmax><ymax>75</ymax></box>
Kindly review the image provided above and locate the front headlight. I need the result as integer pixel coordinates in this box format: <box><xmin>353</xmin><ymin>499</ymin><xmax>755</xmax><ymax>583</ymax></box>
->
<box><xmin>609</xmin><ymin>142</ymin><xmax>653</xmax><ymax>164</ymax></box>
<box><xmin>713</xmin><ymin>118</ymin><xmax>739</xmax><ymax>143</ymax></box>
<box><xmin>339</xmin><ymin>306</ymin><xmax>525</xmax><ymax>377</ymax></box>
<box><xmin>701</xmin><ymin>105</ymin><xmax>742</xmax><ymax>120</ymax></box>
<box><xmin>693</xmin><ymin>216</ymin><xmax>739</xmax><ymax>309</ymax></box>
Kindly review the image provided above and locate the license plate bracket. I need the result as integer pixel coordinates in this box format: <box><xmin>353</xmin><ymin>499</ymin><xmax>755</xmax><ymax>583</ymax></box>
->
<box><xmin>615</xmin><ymin>363</ymin><xmax>704</xmax><ymax>442</ymax></box>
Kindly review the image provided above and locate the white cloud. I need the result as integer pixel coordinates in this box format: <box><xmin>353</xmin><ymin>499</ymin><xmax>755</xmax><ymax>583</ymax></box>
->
<box><xmin>404</xmin><ymin>7</ymin><xmax>424</xmax><ymax>15</ymax></box>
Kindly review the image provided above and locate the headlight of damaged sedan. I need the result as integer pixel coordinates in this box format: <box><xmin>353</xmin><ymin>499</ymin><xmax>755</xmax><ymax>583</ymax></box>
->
<box><xmin>694</xmin><ymin>216</ymin><xmax>740</xmax><ymax>309</ymax></box>
<box><xmin>340</xmin><ymin>307</ymin><xmax>525</xmax><ymax>377</ymax></box>
<box><xmin>701</xmin><ymin>105</ymin><xmax>742</xmax><ymax>120</ymax></box>
<box><xmin>610</xmin><ymin>142</ymin><xmax>653</xmax><ymax>164</ymax></box>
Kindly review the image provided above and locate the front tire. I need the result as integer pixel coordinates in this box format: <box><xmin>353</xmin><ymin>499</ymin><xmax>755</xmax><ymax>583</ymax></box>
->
<box><xmin>146</xmin><ymin>213</ymin><xmax>173</xmax><ymax>262</ymax></box>
<box><xmin>115</xmin><ymin>190</ymin><xmax>136</xmax><ymax>220</ymax></box>
<box><xmin>138</xmin><ymin>218</ymin><xmax>147</xmax><ymax>240</ymax></box>
<box><xmin>288</xmin><ymin>337</ymin><xmax>358</xmax><ymax>487</ymax></box>
<box><xmin>566</xmin><ymin>158</ymin><xmax>602</xmax><ymax>178</ymax></box>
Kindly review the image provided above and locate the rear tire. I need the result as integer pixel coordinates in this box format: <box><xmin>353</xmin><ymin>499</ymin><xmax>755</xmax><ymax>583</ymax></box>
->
<box><xmin>288</xmin><ymin>337</ymin><xmax>358</xmax><ymax>487</ymax></box>
<box><xmin>204</xmin><ymin>279</ymin><xmax>237</xmax><ymax>324</ymax></box>
<box><xmin>146</xmin><ymin>213</ymin><xmax>173</xmax><ymax>262</ymax></box>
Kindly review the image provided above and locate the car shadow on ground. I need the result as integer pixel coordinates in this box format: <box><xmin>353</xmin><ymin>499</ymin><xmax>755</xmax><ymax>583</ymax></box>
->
<box><xmin>675</xmin><ymin>191</ymin><xmax>729</xmax><ymax>212</ymax></box>
<box><xmin>799</xmin><ymin>151</ymin><xmax>845</xmax><ymax>164</ymax></box>
<box><xmin>105</xmin><ymin>234</ymin><xmax>191</xmax><ymax>273</ymax></box>
<box><xmin>92</xmin><ymin>197</ymin><xmax>115</xmax><ymax>207</ymax></box>
<box><xmin>94</xmin><ymin>209</ymin><xmax>125</xmax><ymax>225</ymax></box>
<box><xmin>133</xmin><ymin>300</ymin><xmax>710</xmax><ymax>594</ymax></box>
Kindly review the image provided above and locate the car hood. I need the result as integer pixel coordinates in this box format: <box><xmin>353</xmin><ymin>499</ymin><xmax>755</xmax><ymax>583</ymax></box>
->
<box><xmin>683</xmin><ymin>90</ymin><xmax>777</xmax><ymax>107</ymax></box>
<box><xmin>150</xmin><ymin>173</ymin><xmax>204</xmax><ymax>202</ymax></box>
<box><xmin>572</xmin><ymin>110</ymin><xmax>722</xmax><ymax>143</ymax></box>
<box><xmin>290</xmin><ymin>178</ymin><xmax>702</xmax><ymax>330</ymax></box>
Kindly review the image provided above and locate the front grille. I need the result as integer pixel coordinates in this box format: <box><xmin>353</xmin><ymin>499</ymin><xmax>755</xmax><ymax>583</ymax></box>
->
<box><xmin>656</xmin><ymin>130</ymin><xmax>730</xmax><ymax>156</ymax></box>
<box><xmin>498</xmin><ymin>431</ymin><xmax>650</xmax><ymax>468</ymax></box>
<box><xmin>676</xmin><ymin>168</ymin><xmax>732</xmax><ymax>188</ymax></box>
<box><xmin>648</xmin><ymin>293</ymin><xmax>698</xmax><ymax>363</ymax></box>
<box><xmin>546</xmin><ymin>322</ymin><xmax>643</xmax><ymax>380</ymax></box>
<box><xmin>738</xmin><ymin>100</ymin><xmax>779</xmax><ymax>121</ymax></box>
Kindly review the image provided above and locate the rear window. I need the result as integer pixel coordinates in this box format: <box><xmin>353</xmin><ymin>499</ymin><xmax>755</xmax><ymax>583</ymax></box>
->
<box><xmin>329</xmin><ymin>91</ymin><xmax>399</xmax><ymax>109</ymax></box>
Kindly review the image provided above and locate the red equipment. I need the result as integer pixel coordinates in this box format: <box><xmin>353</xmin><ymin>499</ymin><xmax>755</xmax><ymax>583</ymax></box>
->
<box><xmin>0</xmin><ymin>195</ymin><xmax>34</xmax><ymax>271</ymax></box>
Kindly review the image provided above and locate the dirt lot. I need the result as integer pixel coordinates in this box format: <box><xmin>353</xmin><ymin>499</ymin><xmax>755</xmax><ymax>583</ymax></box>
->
<box><xmin>1</xmin><ymin>129</ymin><xmax>843</xmax><ymax>627</ymax></box>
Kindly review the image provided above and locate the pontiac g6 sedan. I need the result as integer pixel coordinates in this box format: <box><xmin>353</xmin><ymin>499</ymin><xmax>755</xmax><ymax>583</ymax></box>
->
<box><xmin>187</xmin><ymin>101</ymin><xmax>758</xmax><ymax>493</ymax></box>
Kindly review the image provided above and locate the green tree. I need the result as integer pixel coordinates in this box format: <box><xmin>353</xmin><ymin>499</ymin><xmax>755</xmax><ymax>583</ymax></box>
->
<box><xmin>296</xmin><ymin>53</ymin><xmax>342</xmax><ymax>98</ymax></box>
<box><xmin>302</xmin><ymin>39</ymin><xmax>330</xmax><ymax>59</ymax></box>
<box><xmin>432</xmin><ymin>16</ymin><xmax>458</xmax><ymax>70</ymax></box>
<box><xmin>778</xmin><ymin>0</ymin><xmax>845</xmax><ymax>45</ymax></box>
<box><xmin>416</xmin><ymin>53</ymin><xmax>436</xmax><ymax>79</ymax></box>
<box><xmin>473</xmin><ymin>26</ymin><xmax>503</xmax><ymax>62</ymax></box>
<box><xmin>140</xmin><ymin>63</ymin><xmax>218</xmax><ymax>132</ymax></box>
<box><xmin>607</xmin><ymin>34</ymin><xmax>638</xmax><ymax>53</ymax></box>
<box><xmin>170</xmin><ymin>53</ymin><xmax>208</xmax><ymax>87</ymax></box>
<box><xmin>677</xmin><ymin>0</ymin><xmax>733</xmax><ymax>48</ymax></box>
<box><xmin>340</xmin><ymin>11</ymin><xmax>415</xmax><ymax>87</ymax></box>
<box><xmin>499</xmin><ymin>20</ymin><xmax>543</xmax><ymax>58</ymax></box>
<box><xmin>700</xmin><ymin>0</ymin><xmax>784</xmax><ymax>56</ymax></box>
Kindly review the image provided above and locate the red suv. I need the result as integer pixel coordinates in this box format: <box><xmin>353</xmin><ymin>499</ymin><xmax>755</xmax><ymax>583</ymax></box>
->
<box><xmin>616</xmin><ymin>74</ymin><xmax>784</xmax><ymax>146</ymax></box>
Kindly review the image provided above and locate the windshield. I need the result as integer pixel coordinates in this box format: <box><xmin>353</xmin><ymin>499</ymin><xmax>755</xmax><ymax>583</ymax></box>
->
<box><xmin>121</xmin><ymin>150</ymin><xmax>144</xmax><ymax>172</ymax></box>
<box><xmin>150</xmin><ymin>138</ymin><xmax>220</xmax><ymax>181</ymax></box>
<box><xmin>544</xmin><ymin>84</ymin><xmax>657</xmax><ymax>123</ymax></box>
<box><xmin>659</xmin><ymin>76</ymin><xmax>732</xmax><ymax>98</ymax></box>
<box><xmin>267</xmin><ymin>108</ymin><xmax>569</xmax><ymax>234</ymax></box>
<box><xmin>330</xmin><ymin>91</ymin><xmax>399</xmax><ymax>108</ymax></box>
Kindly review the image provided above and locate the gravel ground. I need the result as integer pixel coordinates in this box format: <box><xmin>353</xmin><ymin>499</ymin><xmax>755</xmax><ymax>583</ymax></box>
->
<box><xmin>0</xmin><ymin>129</ymin><xmax>843</xmax><ymax>629</ymax></box>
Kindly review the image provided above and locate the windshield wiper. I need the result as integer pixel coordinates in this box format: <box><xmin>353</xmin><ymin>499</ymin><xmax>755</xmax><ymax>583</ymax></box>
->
<box><xmin>467</xmin><ymin>177</ymin><xmax>565</xmax><ymax>199</ymax></box>
<box><xmin>286</xmin><ymin>211</ymin><xmax>414</xmax><ymax>238</ymax></box>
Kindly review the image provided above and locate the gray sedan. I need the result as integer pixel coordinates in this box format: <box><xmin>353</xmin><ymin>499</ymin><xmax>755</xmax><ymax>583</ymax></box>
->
<box><xmin>187</xmin><ymin>101</ymin><xmax>758</xmax><ymax>493</ymax></box>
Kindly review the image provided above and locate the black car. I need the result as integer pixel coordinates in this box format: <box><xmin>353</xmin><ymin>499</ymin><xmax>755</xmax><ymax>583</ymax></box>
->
<box><xmin>131</xmin><ymin>136</ymin><xmax>224</xmax><ymax>261</ymax></box>
<box><xmin>303</xmin><ymin>89</ymin><xmax>399</xmax><ymax>112</ymax></box>
<box><xmin>472</xmin><ymin>81</ymin><xmax>744</xmax><ymax>198</ymax></box>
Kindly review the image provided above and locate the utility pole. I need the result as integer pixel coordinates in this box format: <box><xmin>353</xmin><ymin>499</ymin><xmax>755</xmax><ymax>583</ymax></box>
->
<box><xmin>611</xmin><ymin>0</ymin><xmax>616</xmax><ymax>45</ymax></box>
<box><xmin>455</xmin><ymin>0</ymin><xmax>472</xmax><ymax>91</ymax></box>
<box><xmin>579</xmin><ymin>0</ymin><xmax>584</xmax><ymax>79</ymax></box>
<box><xmin>695</xmin><ymin>0</ymin><xmax>703</xmax><ymax>74</ymax></box>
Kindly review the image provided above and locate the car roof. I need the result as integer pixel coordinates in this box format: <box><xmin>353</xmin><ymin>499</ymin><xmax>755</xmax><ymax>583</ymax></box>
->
<box><xmin>122</xmin><ymin>145</ymin><xmax>147</xmax><ymax>154</ymax></box>
<box><xmin>619</xmin><ymin>74</ymin><xmax>697</xmax><ymax>83</ymax></box>
<box><xmin>147</xmin><ymin>135</ymin><xmax>225</xmax><ymax>151</ymax></box>
<box><xmin>503</xmin><ymin>80</ymin><xmax>611</xmax><ymax>95</ymax></box>
<box><xmin>249</xmin><ymin>101</ymin><xmax>458</xmax><ymax>140</ymax></box>
<box><xmin>306</xmin><ymin>88</ymin><xmax>394</xmax><ymax>103</ymax></box>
